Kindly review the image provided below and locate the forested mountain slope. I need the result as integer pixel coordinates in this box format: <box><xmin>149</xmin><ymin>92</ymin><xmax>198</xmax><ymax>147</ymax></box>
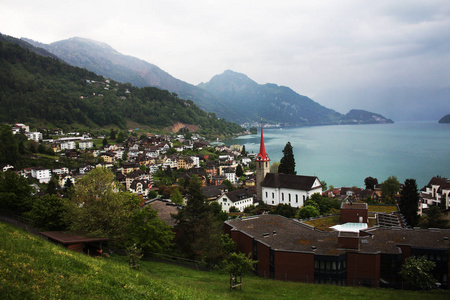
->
<box><xmin>0</xmin><ymin>36</ymin><xmax>243</xmax><ymax>136</ymax></box>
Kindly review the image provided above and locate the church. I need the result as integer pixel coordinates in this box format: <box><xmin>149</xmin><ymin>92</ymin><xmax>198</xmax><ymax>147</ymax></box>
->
<box><xmin>255</xmin><ymin>119</ymin><xmax>322</xmax><ymax>207</ymax></box>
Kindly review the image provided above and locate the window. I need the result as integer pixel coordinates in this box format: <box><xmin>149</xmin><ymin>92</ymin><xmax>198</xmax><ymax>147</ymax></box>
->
<box><xmin>282</xmin><ymin>193</ymin><xmax>284</xmax><ymax>201</ymax></box>
<box><xmin>303</xmin><ymin>195</ymin><xmax>306</xmax><ymax>201</ymax></box>
<box><xmin>272</xmin><ymin>192</ymin><xmax>274</xmax><ymax>199</ymax></box>
<box><xmin>289</xmin><ymin>194</ymin><xmax>291</xmax><ymax>202</ymax></box>
<box><xmin>296</xmin><ymin>195</ymin><xmax>298</xmax><ymax>203</ymax></box>
<box><xmin>265</xmin><ymin>191</ymin><xmax>268</xmax><ymax>198</ymax></box>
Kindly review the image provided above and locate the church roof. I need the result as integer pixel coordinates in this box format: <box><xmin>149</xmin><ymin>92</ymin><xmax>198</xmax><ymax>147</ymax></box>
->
<box><xmin>261</xmin><ymin>173</ymin><xmax>321</xmax><ymax>191</ymax></box>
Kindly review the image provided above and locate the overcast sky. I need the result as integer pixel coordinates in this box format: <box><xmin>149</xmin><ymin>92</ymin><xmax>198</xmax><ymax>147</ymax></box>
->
<box><xmin>1</xmin><ymin>1</ymin><xmax>449</xmax><ymax>119</ymax></box>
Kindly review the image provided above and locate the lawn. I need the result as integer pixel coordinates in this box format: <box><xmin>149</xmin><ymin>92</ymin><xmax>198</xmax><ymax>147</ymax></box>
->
<box><xmin>1</xmin><ymin>222</ymin><xmax>448</xmax><ymax>299</ymax></box>
<box><xmin>368</xmin><ymin>205</ymin><xmax>398</xmax><ymax>214</ymax></box>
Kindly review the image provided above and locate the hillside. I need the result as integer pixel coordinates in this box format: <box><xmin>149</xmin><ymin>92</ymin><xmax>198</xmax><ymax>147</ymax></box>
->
<box><xmin>23</xmin><ymin>37</ymin><xmax>241</xmax><ymax>122</ymax></box>
<box><xmin>1</xmin><ymin>222</ymin><xmax>447</xmax><ymax>300</ymax></box>
<box><xmin>0</xmin><ymin>36</ymin><xmax>243</xmax><ymax>136</ymax></box>
<box><xmin>438</xmin><ymin>114</ymin><xmax>450</xmax><ymax>123</ymax></box>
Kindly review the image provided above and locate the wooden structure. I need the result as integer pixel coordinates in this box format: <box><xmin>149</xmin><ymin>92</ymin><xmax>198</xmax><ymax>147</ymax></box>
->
<box><xmin>40</xmin><ymin>231</ymin><xmax>108</xmax><ymax>255</ymax></box>
<box><xmin>230</xmin><ymin>274</ymin><xmax>243</xmax><ymax>290</ymax></box>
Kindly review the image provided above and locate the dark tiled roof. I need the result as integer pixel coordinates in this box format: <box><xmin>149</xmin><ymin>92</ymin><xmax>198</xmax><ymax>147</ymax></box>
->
<box><xmin>261</xmin><ymin>173</ymin><xmax>320</xmax><ymax>191</ymax></box>
<box><xmin>40</xmin><ymin>231</ymin><xmax>108</xmax><ymax>244</ymax></box>
<box><xmin>425</xmin><ymin>177</ymin><xmax>450</xmax><ymax>191</ymax></box>
<box><xmin>225</xmin><ymin>188</ymin><xmax>254</xmax><ymax>203</ymax></box>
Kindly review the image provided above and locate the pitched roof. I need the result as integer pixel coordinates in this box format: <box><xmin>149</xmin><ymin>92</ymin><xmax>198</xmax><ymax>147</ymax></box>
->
<box><xmin>224</xmin><ymin>188</ymin><xmax>254</xmax><ymax>203</ymax></box>
<box><xmin>261</xmin><ymin>173</ymin><xmax>320</xmax><ymax>191</ymax></box>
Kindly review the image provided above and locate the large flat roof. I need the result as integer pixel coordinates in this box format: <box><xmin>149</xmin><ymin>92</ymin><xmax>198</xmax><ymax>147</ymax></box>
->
<box><xmin>226</xmin><ymin>214</ymin><xmax>450</xmax><ymax>256</ymax></box>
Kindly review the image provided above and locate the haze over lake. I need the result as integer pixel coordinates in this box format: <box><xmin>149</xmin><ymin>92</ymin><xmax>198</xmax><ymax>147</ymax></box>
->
<box><xmin>225</xmin><ymin>122</ymin><xmax>450</xmax><ymax>189</ymax></box>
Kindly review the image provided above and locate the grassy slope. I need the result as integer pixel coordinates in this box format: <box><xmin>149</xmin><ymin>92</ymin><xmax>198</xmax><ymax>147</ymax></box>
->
<box><xmin>1</xmin><ymin>222</ymin><xmax>448</xmax><ymax>300</ymax></box>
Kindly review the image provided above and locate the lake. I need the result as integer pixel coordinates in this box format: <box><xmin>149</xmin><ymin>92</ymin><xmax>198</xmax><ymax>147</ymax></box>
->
<box><xmin>224</xmin><ymin>122</ymin><xmax>450</xmax><ymax>189</ymax></box>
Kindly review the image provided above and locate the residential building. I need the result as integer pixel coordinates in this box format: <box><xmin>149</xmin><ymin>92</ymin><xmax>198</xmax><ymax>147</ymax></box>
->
<box><xmin>26</xmin><ymin>131</ymin><xmax>43</xmax><ymax>142</ymax></box>
<box><xmin>216</xmin><ymin>188</ymin><xmax>255</xmax><ymax>212</ymax></box>
<box><xmin>420</xmin><ymin>177</ymin><xmax>450</xmax><ymax>210</ymax></box>
<box><xmin>31</xmin><ymin>167</ymin><xmax>51</xmax><ymax>183</ymax></box>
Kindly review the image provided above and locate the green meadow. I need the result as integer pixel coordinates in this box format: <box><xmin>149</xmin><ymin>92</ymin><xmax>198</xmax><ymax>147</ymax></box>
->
<box><xmin>0</xmin><ymin>222</ymin><xmax>448</xmax><ymax>299</ymax></box>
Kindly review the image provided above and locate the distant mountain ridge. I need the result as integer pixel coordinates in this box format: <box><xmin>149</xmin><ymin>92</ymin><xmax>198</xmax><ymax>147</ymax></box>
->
<box><xmin>22</xmin><ymin>36</ymin><xmax>393</xmax><ymax>126</ymax></box>
<box><xmin>438</xmin><ymin>114</ymin><xmax>450</xmax><ymax>123</ymax></box>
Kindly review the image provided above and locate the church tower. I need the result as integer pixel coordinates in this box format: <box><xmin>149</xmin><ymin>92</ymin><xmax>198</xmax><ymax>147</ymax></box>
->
<box><xmin>255</xmin><ymin>117</ymin><xmax>270</xmax><ymax>201</ymax></box>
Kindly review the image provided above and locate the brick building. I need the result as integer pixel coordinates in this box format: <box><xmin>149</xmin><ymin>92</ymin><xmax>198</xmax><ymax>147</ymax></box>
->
<box><xmin>225</xmin><ymin>214</ymin><xmax>450</xmax><ymax>288</ymax></box>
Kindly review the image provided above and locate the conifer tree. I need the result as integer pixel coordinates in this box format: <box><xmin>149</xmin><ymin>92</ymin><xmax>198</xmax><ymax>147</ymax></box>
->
<box><xmin>278</xmin><ymin>142</ymin><xmax>296</xmax><ymax>175</ymax></box>
<box><xmin>399</xmin><ymin>178</ymin><xmax>419</xmax><ymax>227</ymax></box>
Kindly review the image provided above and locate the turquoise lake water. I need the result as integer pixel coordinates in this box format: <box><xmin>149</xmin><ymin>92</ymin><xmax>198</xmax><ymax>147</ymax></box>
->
<box><xmin>225</xmin><ymin>122</ymin><xmax>450</xmax><ymax>189</ymax></box>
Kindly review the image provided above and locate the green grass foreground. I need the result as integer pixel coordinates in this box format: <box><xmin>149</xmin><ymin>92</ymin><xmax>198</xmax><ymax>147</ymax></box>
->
<box><xmin>0</xmin><ymin>222</ymin><xmax>448</xmax><ymax>300</ymax></box>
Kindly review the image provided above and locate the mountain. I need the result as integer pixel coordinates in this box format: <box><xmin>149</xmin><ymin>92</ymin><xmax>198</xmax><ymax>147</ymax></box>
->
<box><xmin>22</xmin><ymin>36</ymin><xmax>392</xmax><ymax>126</ymax></box>
<box><xmin>22</xmin><ymin>37</ymin><xmax>241</xmax><ymax>121</ymax></box>
<box><xmin>198</xmin><ymin>70</ymin><xmax>343</xmax><ymax>125</ymax></box>
<box><xmin>0</xmin><ymin>35</ymin><xmax>244</xmax><ymax>136</ymax></box>
<box><xmin>438</xmin><ymin>114</ymin><xmax>450</xmax><ymax>123</ymax></box>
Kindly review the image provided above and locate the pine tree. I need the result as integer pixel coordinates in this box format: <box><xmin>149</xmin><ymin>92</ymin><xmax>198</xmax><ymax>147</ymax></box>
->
<box><xmin>399</xmin><ymin>178</ymin><xmax>419</xmax><ymax>227</ymax></box>
<box><xmin>278</xmin><ymin>142</ymin><xmax>296</xmax><ymax>175</ymax></box>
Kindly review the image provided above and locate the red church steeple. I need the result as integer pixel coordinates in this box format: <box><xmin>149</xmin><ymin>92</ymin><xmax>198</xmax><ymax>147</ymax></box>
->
<box><xmin>256</xmin><ymin>117</ymin><xmax>270</xmax><ymax>162</ymax></box>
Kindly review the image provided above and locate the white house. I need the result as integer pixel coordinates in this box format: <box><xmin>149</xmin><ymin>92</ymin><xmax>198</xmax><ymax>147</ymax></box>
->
<box><xmin>216</xmin><ymin>188</ymin><xmax>255</xmax><ymax>212</ymax></box>
<box><xmin>261</xmin><ymin>173</ymin><xmax>322</xmax><ymax>208</ymax></box>
<box><xmin>31</xmin><ymin>167</ymin><xmax>51</xmax><ymax>183</ymax></box>
<box><xmin>52</xmin><ymin>167</ymin><xmax>69</xmax><ymax>175</ymax></box>
<box><xmin>12</xmin><ymin>123</ymin><xmax>29</xmax><ymax>134</ymax></box>
<box><xmin>223</xmin><ymin>167</ymin><xmax>236</xmax><ymax>183</ymax></box>
<box><xmin>26</xmin><ymin>131</ymin><xmax>42</xmax><ymax>142</ymax></box>
<box><xmin>78</xmin><ymin>140</ymin><xmax>94</xmax><ymax>150</ymax></box>
<box><xmin>60</xmin><ymin>141</ymin><xmax>76</xmax><ymax>150</ymax></box>
<box><xmin>420</xmin><ymin>177</ymin><xmax>450</xmax><ymax>210</ymax></box>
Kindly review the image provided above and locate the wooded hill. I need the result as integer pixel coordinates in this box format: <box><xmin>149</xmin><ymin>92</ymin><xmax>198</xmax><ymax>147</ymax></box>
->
<box><xmin>0</xmin><ymin>35</ymin><xmax>244</xmax><ymax>136</ymax></box>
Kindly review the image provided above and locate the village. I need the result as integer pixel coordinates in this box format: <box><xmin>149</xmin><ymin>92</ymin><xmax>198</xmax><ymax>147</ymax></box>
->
<box><xmin>1</xmin><ymin>122</ymin><xmax>450</xmax><ymax>290</ymax></box>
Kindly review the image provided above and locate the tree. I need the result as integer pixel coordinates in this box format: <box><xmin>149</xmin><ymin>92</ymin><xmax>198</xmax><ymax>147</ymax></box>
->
<box><xmin>399</xmin><ymin>178</ymin><xmax>419</xmax><ymax>227</ymax></box>
<box><xmin>241</xmin><ymin>145</ymin><xmax>246</xmax><ymax>155</ymax></box>
<box><xmin>66</xmin><ymin>167</ymin><xmax>140</xmax><ymax>247</ymax></box>
<box><xmin>222</xmin><ymin>179</ymin><xmax>234</xmax><ymax>191</ymax></box>
<box><xmin>298</xmin><ymin>205</ymin><xmax>319</xmax><ymax>219</ymax></box>
<box><xmin>399</xmin><ymin>257</ymin><xmax>437</xmax><ymax>290</ymax></box>
<box><xmin>127</xmin><ymin>206</ymin><xmax>174</xmax><ymax>256</ymax></box>
<box><xmin>364</xmin><ymin>176</ymin><xmax>378</xmax><ymax>190</ymax></box>
<box><xmin>110</xmin><ymin>129</ymin><xmax>116</xmax><ymax>140</ymax></box>
<box><xmin>381</xmin><ymin>176</ymin><xmax>401</xmax><ymax>203</ymax></box>
<box><xmin>46</xmin><ymin>178</ymin><xmax>58</xmax><ymax>195</ymax></box>
<box><xmin>173</xmin><ymin>175</ymin><xmax>212</xmax><ymax>257</ymax></box>
<box><xmin>418</xmin><ymin>206</ymin><xmax>448</xmax><ymax>229</ymax></box>
<box><xmin>28</xmin><ymin>194</ymin><xmax>68</xmax><ymax>231</ymax></box>
<box><xmin>0</xmin><ymin>125</ymin><xmax>19</xmax><ymax>165</ymax></box>
<box><xmin>270</xmin><ymin>161</ymin><xmax>280</xmax><ymax>173</ymax></box>
<box><xmin>222</xmin><ymin>252</ymin><xmax>256</xmax><ymax>290</ymax></box>
<box><xmin>270</xmin><ymin>203</ymin><xmax>297</xmax><ymax>218</ymax></box>
<box><xmin>116</xmin><ymin>131</ymin><xmax>126</xmax><ymax>143</ymax></box>
<box><xmin>170</xmin><ymin>188</ymin><xmax>184</xmax><ymax>205</ymax></box>
<box><xmin>278</xmin><ymin>142</ymin><xmax>296</xmax><ymax>175</ymax></box>
<box><xmin>0</xmin><ymin>170</ymin><xmax>35</xmax><ymax>215</ymax></box>
<box><xmin>102</xmin><ymin>137</ymin><xmax>108</xmax><ymax>147</ymax></box>
<box><xmin>235</xmin><ymin>164</ymin><xmax>244</xmax><ymax>178</ymax></box>
<box><xmin>320</xmin><ymin>180</ymin><xmax>327</xmax><ymax>191</ymax></box>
